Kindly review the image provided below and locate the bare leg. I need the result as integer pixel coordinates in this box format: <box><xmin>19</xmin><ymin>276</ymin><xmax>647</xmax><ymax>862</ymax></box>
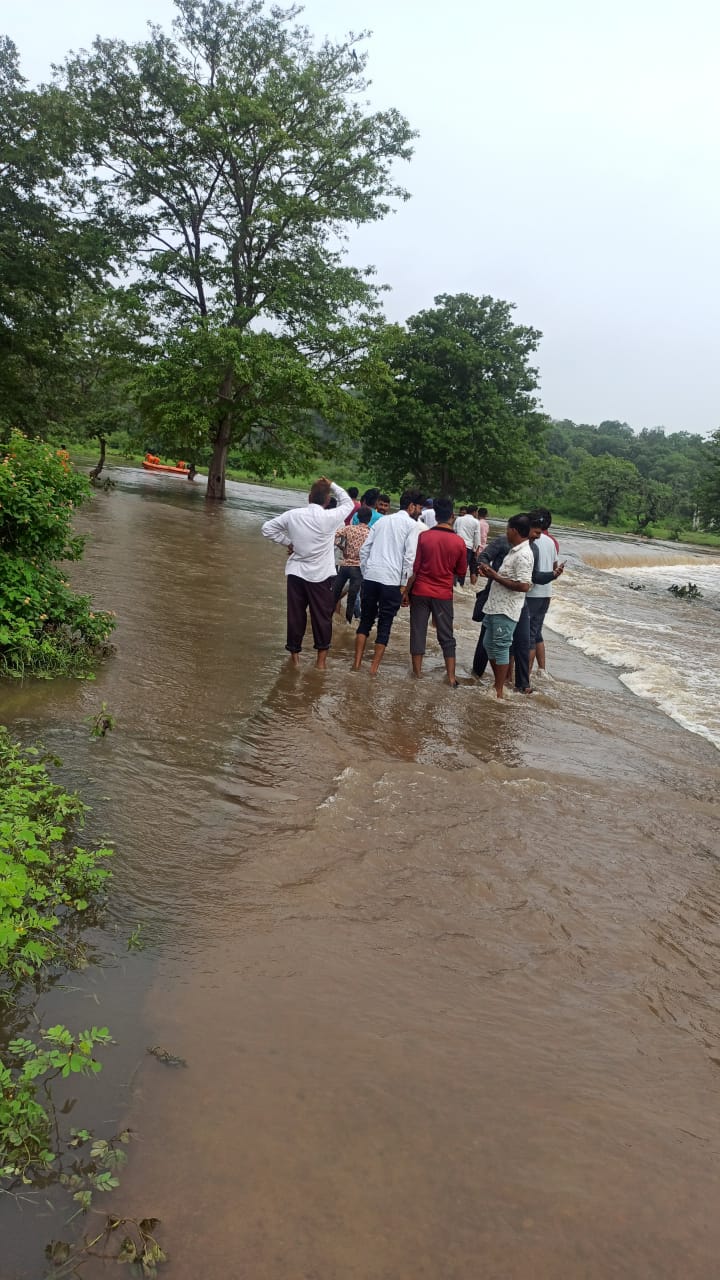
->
<box><xmin>289</xmin><ymin>652</ymin><xmax>300</xmax><ymax>669</ymax></box>
<box><xmin>411</xmin><ymin>654</ymin><xmax>423</xmax><ymax>678</ymax></box>
<box><xmin>315</xmin><ymin>648</ymin><xmax>328</xmax><ymax>670</ymax></box>
<box><xmin>535</xmin><ymin>640</ymin><xmax>546</xmax><ymax>671</ymax></box>
<box><xmin>506</xmin><ymin>655</ymin><xmax>515</xmax><ymax>687</ymax></box>
<box><xmin>445</xmin><ymin>655</ymin><xmax>458</xmax><ymax>686</ymax></box>
<box><xmin>369</xmin><ymin>643</ymin><xmax>387</xmax><ymax>676</ymax></box>
<box><xmin>529</xmin><ymin>646</ymin><xmax>536</xmax><ymax>675</ymax></box>
<box><xmin>489</xmin><ymin>659</ymin><xmax>510</xmax><ymax>698</ymax></box>
<box><xmin>352</xmin><ymin>634</ymin><xmax>367</xmax><ymax>670</ymax></box>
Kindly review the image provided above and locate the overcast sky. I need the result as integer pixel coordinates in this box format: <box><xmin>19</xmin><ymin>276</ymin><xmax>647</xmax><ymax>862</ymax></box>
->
<box><xmin>8</xmin><ymin>0</ymin><xmax>720</xmax><ymax>434</ymax></box>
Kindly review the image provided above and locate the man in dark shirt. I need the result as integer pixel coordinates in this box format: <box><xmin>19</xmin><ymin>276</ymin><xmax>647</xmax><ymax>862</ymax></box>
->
<box><xmin>402</xmin><ymin>497</ymin><xmax>467</xmax><ymax>687</ymax></box>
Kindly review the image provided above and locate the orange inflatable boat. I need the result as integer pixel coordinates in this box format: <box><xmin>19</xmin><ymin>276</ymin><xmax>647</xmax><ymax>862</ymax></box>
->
<box><xmin>143</xmin><ymin>454</ymin><xmax>195</xmax><ymax>477</ymax></box>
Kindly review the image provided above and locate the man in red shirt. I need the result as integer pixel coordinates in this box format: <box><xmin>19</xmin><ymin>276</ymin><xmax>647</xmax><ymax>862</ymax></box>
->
<box><xmin>402</xmin><ymin>497</ymin><xmax>467</xmax><ymax>687</ymax></box>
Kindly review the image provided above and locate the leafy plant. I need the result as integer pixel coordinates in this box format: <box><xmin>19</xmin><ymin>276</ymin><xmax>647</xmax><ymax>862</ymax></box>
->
<box><xmin>88</xmin><ymin>702</ymin><xmax>115</xmax><ymax>738</ymax></box>
<box><xmin>668</xmin><ymin>581</ymin><xmax>703</xmax><ymax>600</ymax></box>
<box><xmin>0</xmin><ymin>431</ymin><xmax>115</xmax><ymax>678</ymax></box>
<box><xmin>0</xmin><ymin>728</ymin><xmax>113</xmax><ymax>987</ymax></box>
<box><xmin>0</xmin><ymin>1025</ymin><xmax>113</xmax><ymax>1183</ymax></box>
<box><xmin>45</xmin><ymin>1213</ymin><xmax>166</xmax><ymax>1277</ymax></box>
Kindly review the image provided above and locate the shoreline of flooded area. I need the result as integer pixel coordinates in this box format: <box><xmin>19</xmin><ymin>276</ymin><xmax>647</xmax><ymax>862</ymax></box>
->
<box><xmin>3</xmin><ymin>477</ymin><xmax>720</xmax><ymax>1279</ymax></box>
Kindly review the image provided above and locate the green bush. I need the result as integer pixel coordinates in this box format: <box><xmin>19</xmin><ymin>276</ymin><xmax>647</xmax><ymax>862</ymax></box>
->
<box><xmin>0</xmin><ymin>728</ymin><xmax>113</xmax><ymax>986</ymax></box>
<box><xmin>0</xmin><ymin>431</ymin><xmax>115</xmax><ymax>678</ymax></box>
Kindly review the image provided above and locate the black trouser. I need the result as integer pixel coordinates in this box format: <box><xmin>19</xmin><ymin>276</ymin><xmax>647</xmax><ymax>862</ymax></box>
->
<box><xmin>527</xmin><ymin>596</ymin><xmax>551</xmax><ymax>649</ymax></box>
<box><xmin>455</xmin><ymin>547</ymin><xmax>477</xmax><ymax>588</ymax></box>
<box><xmin>332</xmin><ymin>565</ymin><xmax>363</xmax><ymax>622</ymax></box>
<box><xmin>473</xmin><ymin>622</ymin><xmax>488</xmax><ymax>676</ymax></box>
<box><xmin>357</xmin><ymin>579</ymin><xmax>402</xmax><ymax>647</ymax></box>
<box><xmin>286</xmin><ymin>574</ymin><xmax>334</xmax><ymax>652</ymax></box>
<box><xmin>510</xmin><ymin>602</ymin><xmax>530</xmax><ymax>690</ymax></box>
<box><xmin>409</xmin><ymin>596</ymin><xmax>456</xmax><ymax>657</ymax></box>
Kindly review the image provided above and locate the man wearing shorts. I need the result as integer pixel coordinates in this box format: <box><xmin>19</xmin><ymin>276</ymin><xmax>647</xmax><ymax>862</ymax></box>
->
<box><xmin>478</xmin><ymin>514</ymin><xmax>534</xmax><ymax>698</ymax></box>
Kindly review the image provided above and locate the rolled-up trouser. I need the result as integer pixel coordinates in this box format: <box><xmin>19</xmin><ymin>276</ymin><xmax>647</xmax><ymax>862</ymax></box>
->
<box><xmin>357</xmin><ymin>579</ymin><xmax>402</xmax><ymax>647</ymax></box>
<box><xmin>510</xmin><ymin>601</ymin><xmax>530</xmax><ymax>690</ymax></box>
<box><xmin>527</xmin><ymin>596</ymin><xmax>551</xmax><ymax>648</ymax></box>
<box><xmin>286</xmin><ymin>573</ymin><xmax>334</xmax><ymax>653</ymax></box>
<box><xmin>409</xmin><ymin>595</ymin><xmax>456</xmax><ymax>657</ymax></box>
<box><xmin>333</xmin><ymin>565</ymin><xmax>363</xmax><ymax>622</ymax></box>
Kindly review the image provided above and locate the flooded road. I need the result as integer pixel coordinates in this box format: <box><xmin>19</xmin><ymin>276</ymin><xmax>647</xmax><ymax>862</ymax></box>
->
<box><xmin>3</xmin><ymin>475</ymin><xmax>720</xmax><ymax>1279</ymax></box>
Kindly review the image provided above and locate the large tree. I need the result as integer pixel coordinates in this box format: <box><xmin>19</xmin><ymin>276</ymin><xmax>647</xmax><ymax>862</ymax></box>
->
<box><xmin>0</xmin><ymin>39</ymin><xmax>119</xmax><ymax>437</ymax></box>
<box><xmin>697</xmin><ymin>428</ymin><xmax>720</xmax><ymax>529</ymax></box>
<box><xmin>566</xmin><ymin>454</ymin><xmax>641</xmax><ymax>526</ymax></box>
<box><xmin>360</xmin><ymin>294</ymin><xmax>546</xmax><ymax>497</ymax></box>
<box><xmin>60</xmin><ymin>0</ymin><xmax>414</xmax><ymax>498</ymax></box>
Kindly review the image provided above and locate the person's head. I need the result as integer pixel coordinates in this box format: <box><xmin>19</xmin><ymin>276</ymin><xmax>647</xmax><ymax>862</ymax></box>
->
<box><xmin>467</xmin><ymin>504</ymin><xmax>478</xmax><ymax>516</ymax></box>
<box><xmin>525</xmin><ymin>509</ymin><xmax>545</xmax><ymax>540</ymax></box>
<box><xmin>377</xmin><ymin>493</ymin><xmax>391</xmax><ymax>515</ymax></box>
<box><xmin>308</xmin><ymin>478</ymin><xmax>332</xmax><ymax>507</ymax></box>
<box><xmin>528</xmin><ymin>513</ymin><xmax>544</xmax><ymax>541</ymax></box>
<box><xmin>477</xmin><ymin>507</ymin><xmax>488</xmax><ymax>519</ymax></box>
<box><xmin>434</xmin><ymin>497</ymin><xmax>454</xmax><ymax>524</ymax></box>
<box><xmin>399</xmin><ymin>488</ymin><xmax>425</xmax><ymax>519</ymax></box>
<box><xmin>361</xmin><ymin>487</ymin><xmax>380</xmax><ymax>510</ymax></box>
<box><xmin>506</xmin><ymin>513</ymin><xmax>531</xmax><ymax>545</ymax></box>
<box><xmin>326</xmin><ymin>496</ymin><xmax>337</xmax><ymax>510</ymax></box>
<box><xmin>529</xmin><ymin>506</ymin><xmax>552</xmax><ymax>530</ymax></box>
<box><xmin>423</xmin><ymin>498</ymin><xmax>434</xmax><ymax>510</ymax></box>
<box><xmin>458</xmin><ymin>506</ymin><xmax>467</xmax><ymax>517</ymax></box>
<box><xmin>356</xmin><ymin>504</ymin><xmax>373</xmax><ymax>525</ymax></box>
<box><xmin>348</xmin><ymin>486</ymin><xmax>359</xmax><ymax>501</ymax></box>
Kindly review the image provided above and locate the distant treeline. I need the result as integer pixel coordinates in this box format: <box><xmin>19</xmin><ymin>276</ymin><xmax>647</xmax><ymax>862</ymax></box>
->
<box><xmin>517</xmin><ymin>418</ymin><xmax>716</xmax><ymax>534</ymax></box>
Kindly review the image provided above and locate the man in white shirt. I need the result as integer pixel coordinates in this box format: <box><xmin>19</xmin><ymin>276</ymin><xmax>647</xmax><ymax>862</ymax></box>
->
<box><xmin>476</xmin><ymin>507</ymin><xmax>490</xmax><ymax>550</ymax></box>
<box><xmin>353</xmin><ymin>488</ymin><xmax>425</xmax><ymax>676</ymax></box>
<box><xmin>419</xmin><ymin>499</ymin><xmax>437</xmax><ymax>528</ymax></box>
<box><xmin>261</xmin><ymin>477</ymin><xmax>354</xmax><ymax>669</ymax></box>
<box><xmin>453</xmin><ymin>505</ymin><xmax>482</xmax><ymax>586</ymax></box>
<box><xmin>478</xmin><ymin>514</ymin><xmax>534</xmax><ymax>698</ymax></box>
<box><xmin>527</xmin><ymin>508</ymin><xmax>564</xmax><ymax>678</ymax></box>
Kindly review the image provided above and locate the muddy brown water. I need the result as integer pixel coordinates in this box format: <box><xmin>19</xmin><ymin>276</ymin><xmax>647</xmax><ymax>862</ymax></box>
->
<box><xmin>3</xmin><ymin>475</ymin><xmax>720</xmax><ymax>1279</ymax></box>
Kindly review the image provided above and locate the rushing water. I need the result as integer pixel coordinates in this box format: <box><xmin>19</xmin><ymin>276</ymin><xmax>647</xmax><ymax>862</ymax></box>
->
<box><xmin>3</xmin><ymin>472</ymin><xmax>720</xmax><ymax>1280</ymax></box>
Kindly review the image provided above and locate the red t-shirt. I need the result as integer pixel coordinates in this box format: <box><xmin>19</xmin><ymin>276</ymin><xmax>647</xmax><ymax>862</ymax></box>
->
<box><xmin>411</xmin><ymin>527</ymin><xmax>468</xmax><ymax>600</ymax></box>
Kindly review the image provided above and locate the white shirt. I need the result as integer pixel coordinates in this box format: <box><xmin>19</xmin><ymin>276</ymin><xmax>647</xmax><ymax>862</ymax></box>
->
<box><xmin>528</xmin><ymin>532</ymin><xmax>557</xmax><ymax>599</ymax></box>
<box><xmin>454</xmin><ymin>514</ymin><xmax>481</xmax><ymax>551</ymax></box>
<box><xmin>419</xmin><ymin>508</ymin><xmax>437</xmax><ymax>528</ymax></box>
<box><xmin>360</xmin><ymin>509</ymin><xmax>422</xmax><ymax>586</ymax></box>
<box><xmin>261</xmin><ymin>484</ymin><xmax>354</xmax><ymax>581</ymax></box>
<box><xmin>484</xmin><ymin>541</ymin><xmax>534</xmax><ymax>623</ymax></box>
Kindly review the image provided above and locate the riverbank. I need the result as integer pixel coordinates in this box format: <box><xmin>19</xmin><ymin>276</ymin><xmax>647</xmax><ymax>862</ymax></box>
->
<box><xmin>67</xmin><ymin>448</ymin><xmax>720</xmax><ymax>551</ymax></box>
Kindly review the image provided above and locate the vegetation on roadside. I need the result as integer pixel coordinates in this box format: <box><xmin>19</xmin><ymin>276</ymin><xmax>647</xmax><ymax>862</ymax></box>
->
<box><xmin>0</xmin><ymin>731</ymin><xmax>167</xmax><ymax>1273</ymax></box>
<box><xmin>0</xmin><ymin>432</ymin><xmax>115</xmax><ymax>679</ymax></box>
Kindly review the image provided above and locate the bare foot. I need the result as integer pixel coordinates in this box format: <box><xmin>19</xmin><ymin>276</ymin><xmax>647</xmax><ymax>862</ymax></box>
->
<box><xmin>289</xmin><ymin>653</ymin><xmax>300</xmax><ymax>668</ymax></box>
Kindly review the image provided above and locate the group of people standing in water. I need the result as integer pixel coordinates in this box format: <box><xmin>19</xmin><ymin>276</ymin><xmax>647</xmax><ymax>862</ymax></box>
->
<box><xmin>261</xmin><ymin>479</ymin><xmax>565</xmax><ymax>698</ymax></box>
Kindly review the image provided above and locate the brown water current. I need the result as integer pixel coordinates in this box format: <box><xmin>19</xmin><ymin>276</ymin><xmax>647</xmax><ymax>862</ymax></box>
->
<box><xmin>3</xmin><ymin>475</ymin><xmax>720</xmax><ymax>1279</ymax></box>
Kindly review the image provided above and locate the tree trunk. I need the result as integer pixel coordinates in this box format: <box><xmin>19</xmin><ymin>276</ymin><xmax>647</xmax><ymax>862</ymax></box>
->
<box><xmin>206</xmin><ymin>418</ymin><xmax>231</xmax><ymax>500</ymax></box>
<box><xmin>89</xmin><ymin>434</ymin><xmax>107</xmax><ymax>482</ymax></box>
<box><xmin>206</xmin><ymin>368</ymin><xmax>235</xmax><ymax>501</ymax></box>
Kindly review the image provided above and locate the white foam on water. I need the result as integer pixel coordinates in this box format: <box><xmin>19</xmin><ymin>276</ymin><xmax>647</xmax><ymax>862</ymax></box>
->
<box><xmin>546</xmin><ymin>561</ymin><xmax>720</xmax><ymax>751</ymax></box>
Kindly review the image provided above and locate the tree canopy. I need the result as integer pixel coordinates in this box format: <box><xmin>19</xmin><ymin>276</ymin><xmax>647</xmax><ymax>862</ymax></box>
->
<box><xmin>361</xmin><ymin>293</ymin><xmax>546</xmax><ymax>497</ymax></box>
<box><xmin>60</xmin><ymin>0</ymin><xmax>415</xmax><ymax>496</ymax></box>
